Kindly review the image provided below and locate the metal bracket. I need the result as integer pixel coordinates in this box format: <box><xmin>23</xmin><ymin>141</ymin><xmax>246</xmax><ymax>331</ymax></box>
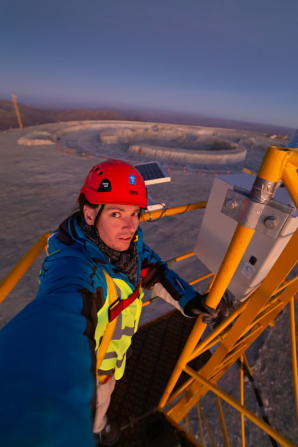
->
<box><xmin>221</xmin><ymin>187</ymin><xmax>294</xmax><ymax>239</ymax></box>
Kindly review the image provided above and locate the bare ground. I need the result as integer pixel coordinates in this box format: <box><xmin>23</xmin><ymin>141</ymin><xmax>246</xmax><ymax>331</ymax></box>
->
<box><xmin>0</xmin><ymin>123</ymin><xmax>297</xmax><ymax>446</ymax></box>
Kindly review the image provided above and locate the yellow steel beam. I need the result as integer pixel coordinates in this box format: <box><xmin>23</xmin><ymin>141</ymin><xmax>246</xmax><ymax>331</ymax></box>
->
<box><xmin>189</xmin><ymin>272</ymin><xmax>213</xmax><ymax>286</ymax></box>
<box><xmin>169</xmin><ymin>275</ymin><xmax>298</xmax><ymax>421</ymax></box>
<box><xmin>287</xmin><ymin>150</ymin><xmax>298</xmax><ymax>167</ymax></box>
<box><xmin>189</xmin><ymin>300</ymin><xmax>249</xmax><ymax>360</ymax></box>
<box><xmin>176</xmin><ymin>251</ymin><xmax>194</xmax><ymax>262</ymax></box>
<box><xmin>161</xmin><ymin>411</ymin><xmax>204</xmax><ymax>447</ymax></box>
<box><xmin>204</xmin><ymin>224</ymin><xmax>254</xmax><ymax>310</ymax></box>
<box><xmin>196</xmin><ymin>403</ymin><xmax>205</xmax><ymax>447</ymax></box>
<box><xmin>242</xmin><ymin>168</ymin><xmax>255</xmax><ymax>176</ymax></box>
<box><xmin>215</xmin><ymin>394</ymin><xmax>230</xmax><ymax>447</ymax></box>
<box><xmin>191</xmin><ymin>283</ymin><xmax>294</xmax><ymax>364</ymax></box>
<box><xmin>165</xmin><ymin>251</ymin><xmax>194</xmax><ymax>269</ymax></box>
<box><xmin>207</xmin><ymin>341</ymin><xmax>256</xmax><ymax>384</ymax></box>
<box><xmin>206</xmin><ymin>274</ymin><xmax>216</xmax><ymax>293</ymax></box>
<box><xmin>162</xmin><ymin>146</ymin><xmax>298</xmax><ymax>437</ymax></box>
<box><xmin>206</xmin><ymin>300</ymin><xmax>287</xmax><ymax>388</ymax></box>
<box><xmin>164</xmin><ymin>305</ymin><xmax>252</xmax><ymax>407</ymax></box>
<box><xmin>193</xmin><ymin>334</ymin><xmax>225</xmax><ymax>358</ymax></box>
<box><xmin>158</xmin><ymin>311</ymin><xmax>205</xmax><ymax>409</ymax></box>
<box><xmin>185</xmin><ymin>414</ymin><xmax>192</xmax><ymax>435</ymax></box>
<box><xmin>258</xmin><ymin>294</ymin><xmax>283</xmax><ymax>314</ymax></box>
<box><xmin>0</xmin><ymin>233</ymin><xmax>51</xmax><ymax>304</ymax></box>
<box><xmin>166</xmin><ymin>376</ymin><xmax>196</xmax><ymax>407</ymax></box>
<box><xmin>246</xmin><ymin>301</ymin><xmax>282</xmax><ymax>331</ymax></box>
<box><xmin>140</xmin><ymin>201</ymin><xmax>207</xmax><ymax>222</ymax></box>
<box><xmin>256</xmin><ymin>146</ymin><xmax>290</xmax><ymax>182</ymax></box>
<box><xmin>240</xmin><ymin>355</ymin><xmax>245</xmax><ymax>447</ymax></box>
<box><xmin>159</xmin><ymin>223</ymin><xmax>255</xmax><ymax>410</ymax></box>
<box><xmin>274</xmin><ymin>273</ymin><xmax>298</xmax><ymax>295</ymax></box>
<box><xmin>289</xmin><ymin>297</ymin><xmax>298</xmax><ymax>427</ymax></box>
<box><xmin>243</xmin><ymin>353</ymin><xmax>253</xmax><ymax>378</ymax></box>
<box><xmin>184</xmin><ymin>366</ymin><xmax>296</xmax><ymax>447</ymax></box>
<box><xmin>199</xmin><ymin>404</ymin><xmax>217</xmax><ymax>447</ymax></box>
<box><xmin>190</xmin><ymin>227</ymin><xmax>298</xmax><ymax>393</ymax></box>
<box><xmin>282</xmin><ymin>165</ymin><xmax>298</xmax><ymax>210</ymax></box>
<box><xmin>226</xmin><ymin>324</ymin><xmax>263</xmax><ymax>355</ymax></box>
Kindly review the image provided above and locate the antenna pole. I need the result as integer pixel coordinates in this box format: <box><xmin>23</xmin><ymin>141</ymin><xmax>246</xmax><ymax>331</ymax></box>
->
<box><xmin>11</xmin><ymin>94</ymin><xmax>23</xmax><ymax>129</ymax></box>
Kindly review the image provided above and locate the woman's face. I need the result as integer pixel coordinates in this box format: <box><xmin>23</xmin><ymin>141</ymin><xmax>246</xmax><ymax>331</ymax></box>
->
<box><xmin>84</xmin><ymin>204</ymin><xmax>140</xmax><ymax>251</ymax></box>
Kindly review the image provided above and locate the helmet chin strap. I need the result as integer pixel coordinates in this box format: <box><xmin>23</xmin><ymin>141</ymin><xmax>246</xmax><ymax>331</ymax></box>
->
<box><xmin>93</xmin><ymin>204</ymin><xmax>104</xmax><ymax>233</ymax></box>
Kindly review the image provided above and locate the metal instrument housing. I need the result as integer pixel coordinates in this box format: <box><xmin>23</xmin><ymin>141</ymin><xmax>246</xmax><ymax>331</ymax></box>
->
<box><xmin>221</xmin><ymin>186</ymin><xmax>293</xmax><ymax>239</ymax></box>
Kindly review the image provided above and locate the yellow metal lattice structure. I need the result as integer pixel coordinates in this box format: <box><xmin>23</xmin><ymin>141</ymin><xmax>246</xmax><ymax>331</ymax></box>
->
<box><xmin>158</xmin><ymin>145</ymin><xmax>298</xmax><ymax>447</ymax></box>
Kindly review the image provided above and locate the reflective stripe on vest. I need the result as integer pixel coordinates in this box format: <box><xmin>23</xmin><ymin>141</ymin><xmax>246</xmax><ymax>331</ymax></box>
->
<box><xmin>95</xmin><ymin>271</ymin><xmax>145</xmax><ymax>380</ymax></box>
<box><xmin>108</xmin><ymin>267</ymin><xmax>149</xmax><ymax>322</ymax></box>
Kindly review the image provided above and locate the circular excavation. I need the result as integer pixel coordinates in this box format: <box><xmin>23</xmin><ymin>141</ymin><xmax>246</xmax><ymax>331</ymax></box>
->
<box><xmin>100</xmin><ymin>125</ymin><xmax>247</xmax><ymax>165</ymax></box>
<box><xmin>17</xmin><ymin>121</ymin><xmax>289</xmax><ymax>169</ymax></box>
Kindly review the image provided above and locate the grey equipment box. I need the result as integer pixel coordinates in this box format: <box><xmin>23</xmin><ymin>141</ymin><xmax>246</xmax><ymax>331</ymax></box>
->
<box><xmin>194</xmin><ymin>173</ymin><xmax>298</xmax><ymax>301</ymax></box>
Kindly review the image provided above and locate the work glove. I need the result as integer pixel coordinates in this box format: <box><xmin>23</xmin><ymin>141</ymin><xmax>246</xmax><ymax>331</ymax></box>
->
<box><xmin>183</xmin><ymin>292</ymin><xmax>229</xmax><ymax>324</ymax></box>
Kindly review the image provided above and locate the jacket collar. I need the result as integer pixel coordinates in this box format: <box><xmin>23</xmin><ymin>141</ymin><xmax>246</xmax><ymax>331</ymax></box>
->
<box><xmin>48</xmin><ymin>214</ymin><xmax>143</xmax><ymax>281</ymax></box>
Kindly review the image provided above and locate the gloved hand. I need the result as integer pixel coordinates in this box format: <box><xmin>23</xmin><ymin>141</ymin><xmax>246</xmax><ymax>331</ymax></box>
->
<box><xmin>183</xmin><ymin>292</ymin><xmax>229</xmax><ymax>324</ymax></box>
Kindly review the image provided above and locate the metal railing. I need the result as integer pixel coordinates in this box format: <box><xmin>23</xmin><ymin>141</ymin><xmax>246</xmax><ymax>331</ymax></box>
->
<box><xmin>139</xmin><ymin>201</ymin><xmax>207</xmax><ymax>222</ymax></box>
<box><xmin>142</xmin><ymin>250</ymin><xmax>214</xmax><ymax>308</ymax></box>
<box><xmin>0</xmin><ymin>233</ymin><xmax>51</xmax><ymax>304</ymax></box>
<box><xmin>0</xmin><ymin>201</ymin><xmax>207</xmax><ymax>305</ymax></box>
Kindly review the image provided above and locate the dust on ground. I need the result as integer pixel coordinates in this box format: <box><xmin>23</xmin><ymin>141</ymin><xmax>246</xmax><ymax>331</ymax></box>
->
<box><xmin>0</xmin><ymin>123</ymin><xmax>297</xmax><ymax>446</ymax></box>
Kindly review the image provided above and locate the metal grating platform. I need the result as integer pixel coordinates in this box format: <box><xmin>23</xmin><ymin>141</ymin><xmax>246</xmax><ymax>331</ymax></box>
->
<box><xmin>98</xmin><ymin>310</ymin><xmax>211</xmax><ymax>446</ymax></box>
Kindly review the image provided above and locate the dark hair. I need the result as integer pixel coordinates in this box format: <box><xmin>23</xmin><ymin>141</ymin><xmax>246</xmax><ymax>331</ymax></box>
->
<box><xmin>72</xmin><ymin>194</ymin><xmax>98</xmax><ymax>220</ymax></box>
<box><xmin>73</xmin><ymin>194</ymin><xmax>143</xmax><ymax>220</ymax></box>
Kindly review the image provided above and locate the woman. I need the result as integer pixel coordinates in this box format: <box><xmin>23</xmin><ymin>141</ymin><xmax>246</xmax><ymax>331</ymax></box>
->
<box><xmin>0</xmin><ymin>160</ymin><xmax>222</xmax><ymax>447</ymax></box>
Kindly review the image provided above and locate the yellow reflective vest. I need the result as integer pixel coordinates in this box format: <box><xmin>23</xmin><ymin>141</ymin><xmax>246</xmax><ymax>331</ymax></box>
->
<box><xmin>95</xmin><ymin>272</ymin><xmax>144</xmax><ymax>380</ymax></box>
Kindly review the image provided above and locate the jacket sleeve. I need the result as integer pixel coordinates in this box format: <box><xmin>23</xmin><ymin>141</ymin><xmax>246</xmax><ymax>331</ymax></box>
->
<box><xmin>141</xmin><ymin>242</ymin><xmax>197</xmax><ymax>313</ymax></box>
<box><xmin>0</xmin><ymin>255</ymin><xmax>103</xmax><ymax>447</ymax></box>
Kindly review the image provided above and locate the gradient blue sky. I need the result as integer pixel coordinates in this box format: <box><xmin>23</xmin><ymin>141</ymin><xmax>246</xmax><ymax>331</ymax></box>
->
<box><xmin>1</xmin><ymin>0</ymin><xmax>297</xmax><ymax>127</ymax></box>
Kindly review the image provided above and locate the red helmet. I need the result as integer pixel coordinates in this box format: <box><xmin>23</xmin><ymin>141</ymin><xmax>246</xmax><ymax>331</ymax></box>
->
<box><xmin>79</xmin><ymin>159</ymin><xmax>147</xmax><ymax>209</ymax></box>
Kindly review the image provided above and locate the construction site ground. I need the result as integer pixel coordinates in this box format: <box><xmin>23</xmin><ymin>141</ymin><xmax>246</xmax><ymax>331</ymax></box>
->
<box><xmin>0</xmin><ymin>123</ymin><xmax>297</xmax><ymax>446</ymax></box>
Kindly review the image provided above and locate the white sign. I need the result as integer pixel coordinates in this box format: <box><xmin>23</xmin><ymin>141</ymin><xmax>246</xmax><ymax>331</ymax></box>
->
<box><xmin>241</xmin><ymin>263</ymin><xmax>255</xmax><ymax>279</ymax></box>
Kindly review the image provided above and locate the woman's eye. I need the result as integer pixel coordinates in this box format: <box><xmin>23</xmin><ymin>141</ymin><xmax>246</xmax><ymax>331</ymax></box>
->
<box><xmin>112</xmin><ymin>212</ymin><xmax>120</xmax><ymax>217</ymax></box>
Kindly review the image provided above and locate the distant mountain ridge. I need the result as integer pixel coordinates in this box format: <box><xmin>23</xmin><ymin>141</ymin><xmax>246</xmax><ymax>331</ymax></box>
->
<box><xmin>51</xmin><ymin>108</ymin><xmax>138</xmax><ymax>123</ymax></box>
<box><xmin>0</xmin><ymin>99</ymin><xmax>295</xmax><ymax>137</ymax></box>
<box><xmin>0</xmin><ymin>101</ymin><xmax>138</xmax><ymax>131</ymax></box>
<box><xmin>92</xmin><ymin>107</ymin><xmax>296</xmax><ymax>137</ymax></box>
<box><xmin>0</xmin><ymin>100</ymin><xmax>57</xmax><ymax>130</ymax></box>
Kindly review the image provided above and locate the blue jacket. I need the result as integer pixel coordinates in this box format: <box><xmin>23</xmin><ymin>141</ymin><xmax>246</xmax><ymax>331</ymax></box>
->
<box><xmin>0</xmin><ymin>214</ymin><xmax>197</xmax><ymax>447</ymax></box>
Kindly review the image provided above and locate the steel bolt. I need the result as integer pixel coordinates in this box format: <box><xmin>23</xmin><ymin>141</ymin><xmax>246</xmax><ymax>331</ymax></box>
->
<box><xmin>225</xmin><ymin>200</ymin><xmax>236</xmax><ymax>210</ymax></box>
<box><xmin>264</xmin><ymin>216</ymin><xmax>278</xmax><ymax>229</ymax></box>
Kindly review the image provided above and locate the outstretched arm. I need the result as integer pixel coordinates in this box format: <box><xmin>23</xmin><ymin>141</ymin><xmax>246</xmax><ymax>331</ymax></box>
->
<box><xmin>140</xmin><ymin>242</ymin><xmax>228</xmax><ymax>321</ymax></box>
<box><xmin>140</xmin><ymin>242</ymin><xmax>198</xmax><ymax>313</ymax></box>
<box><xmin>0</xmin><ymin>258</ymin><xmax>100</xmax><ymax>447</ymax></box>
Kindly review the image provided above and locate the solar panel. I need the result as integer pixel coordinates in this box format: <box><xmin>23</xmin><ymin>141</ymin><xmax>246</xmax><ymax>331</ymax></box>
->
<box><xmin>134</xmin><ymin>161</ymin><xmax>171</xmax><ymax>185</ymax></box>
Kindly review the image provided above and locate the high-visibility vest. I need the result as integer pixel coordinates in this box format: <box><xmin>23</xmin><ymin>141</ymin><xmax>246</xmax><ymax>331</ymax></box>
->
<box><xmin>95</xmin><ymin>270</ymin><xmax>147</xmax><ymax>380</ymax></box>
